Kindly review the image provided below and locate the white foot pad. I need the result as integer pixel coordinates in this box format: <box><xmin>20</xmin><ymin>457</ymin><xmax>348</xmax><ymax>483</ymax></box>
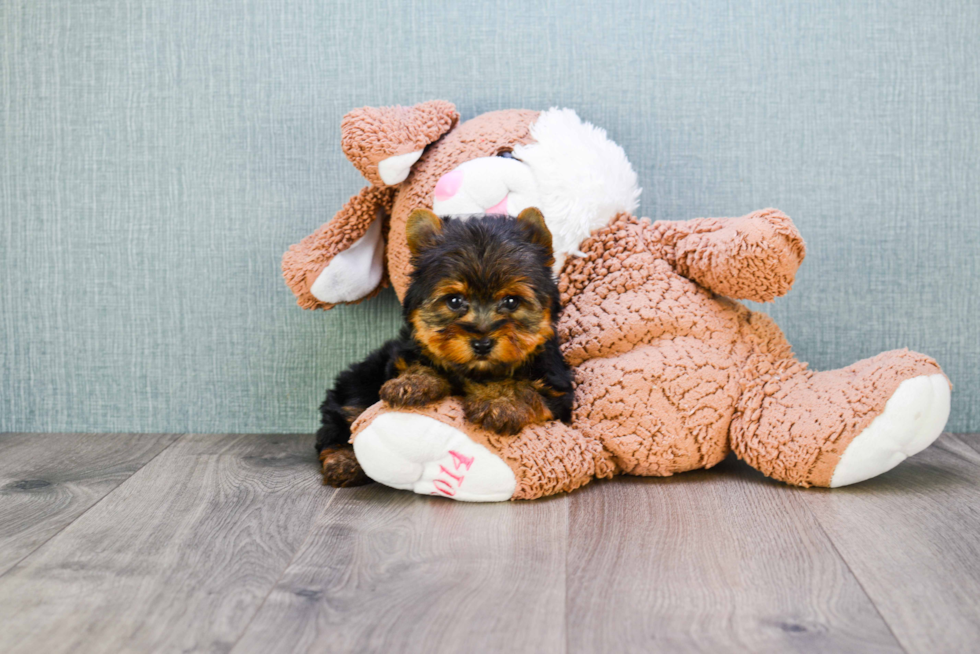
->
<box><xmin>831</xmin><ymin>374</ymin><xmax>951</xmax><ymax>487</ymax></box>
<box><xmin>353</xmin><ymin>412</ymin><xmax>516</xmax><ymax>502</ymax></box>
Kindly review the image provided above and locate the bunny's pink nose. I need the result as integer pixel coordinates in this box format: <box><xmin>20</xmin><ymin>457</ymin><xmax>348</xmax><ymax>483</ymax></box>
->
<box><xmin>433</xmin><ymin>170</ymin><xmax>464</xmax><ymax>201</ymax></box>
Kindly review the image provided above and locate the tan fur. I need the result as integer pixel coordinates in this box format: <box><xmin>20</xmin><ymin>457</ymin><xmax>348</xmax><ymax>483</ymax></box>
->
<box><xmin>409</xmin><ymin>309</ymin><xmax>474</xmax><ymax>368</ymax></box>
<box><xmin>493</xmin><ymin>281</ymin><xmax>535</xmax><ymax>303</ymax></box>
<box><xmin>493</xmin><ymin>313</ymin><xmax>552</xmax><ymax>369</ymax></box>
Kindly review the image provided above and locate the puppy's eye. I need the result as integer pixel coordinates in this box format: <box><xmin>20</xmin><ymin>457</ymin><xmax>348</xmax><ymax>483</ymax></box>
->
<box><xmin>445</xmin><ymin>294</ymin><xmax>467</xmax><ymax>312</ymax></box>
<box><xmin>499</xmin><ymin>296</ymin><xmax>522</xmax><ymax>312</ymax></box>
<box><xmin>496</xmin><ymin>150</ymin><xmax>517</xmax><ymax>160</ymax></box>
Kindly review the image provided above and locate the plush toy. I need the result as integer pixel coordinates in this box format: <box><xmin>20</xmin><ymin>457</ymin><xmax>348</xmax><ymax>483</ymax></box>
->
<box><xmin>283</xmin><ymin>101</ymin><xmax>951</xmax><ymax>501</ymax></box>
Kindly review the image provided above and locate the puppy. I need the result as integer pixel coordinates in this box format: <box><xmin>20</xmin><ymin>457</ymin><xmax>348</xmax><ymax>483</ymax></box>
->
<box><xmin>316</xmin><ymin>207</ymin><xmax>573</xmax><ymax>487</ymax></box>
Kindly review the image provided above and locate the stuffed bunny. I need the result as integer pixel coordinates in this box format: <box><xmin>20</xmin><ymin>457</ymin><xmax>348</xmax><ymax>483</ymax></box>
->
<box><xmin>283</xmin><ymin>101</ymin><xmax>950</xmax><ymax>501</ymax></box>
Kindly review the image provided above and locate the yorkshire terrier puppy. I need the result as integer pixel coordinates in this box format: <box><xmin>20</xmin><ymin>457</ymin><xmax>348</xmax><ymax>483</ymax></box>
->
<box><xmin>316</xmin><ymin>207</ymin><xmax>574</xmax><ymax>487</ymax></box>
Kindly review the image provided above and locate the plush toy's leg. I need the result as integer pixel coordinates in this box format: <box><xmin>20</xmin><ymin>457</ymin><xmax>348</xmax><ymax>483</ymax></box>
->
<box><xmin>571</xmin><ymin>343</ymin><xmax>741</xmax><ymax>476</ymax></box>
<box><xmin>829</xmin><ymin>371</ymin><xmax>949</xmax><ymax>486</ymax></box>
<box><xmin>350</xmin><ymin>399</ymin><xmax>616</xmax><ymax>501</ymax></box>
<box><xmin>731</xmin><ymin>346</ymin><xmax>950</xmax><ymax>488</ymax></box>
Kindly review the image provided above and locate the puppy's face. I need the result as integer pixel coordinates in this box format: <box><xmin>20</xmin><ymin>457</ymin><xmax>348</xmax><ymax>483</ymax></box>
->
<box><xmin>412</xmin><ymin>276</ymin><xmax>552</xmax><ymax>375</ymax></box>
<box><xmin>404</xmin><ymin>208</ymin><xmax>558</xmax><ymax>377</ymax></box>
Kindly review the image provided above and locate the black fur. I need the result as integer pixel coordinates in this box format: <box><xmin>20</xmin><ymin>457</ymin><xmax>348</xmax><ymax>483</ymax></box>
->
<box><xmin>315</xmin><ymin>337</ymin><xmax>402</xmax><ymax>456</ymax></box>
<box><xmin>316</xmin><ymin>215</ymin><xmax>574</xmax><ymax>484</ymax></box>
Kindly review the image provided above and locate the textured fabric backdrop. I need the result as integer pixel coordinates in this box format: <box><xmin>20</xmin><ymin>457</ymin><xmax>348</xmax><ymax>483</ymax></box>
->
<box><xmin>2</xmin><ymin>0</ymin><xmax>978</xmax><ymax>433</ymax></box>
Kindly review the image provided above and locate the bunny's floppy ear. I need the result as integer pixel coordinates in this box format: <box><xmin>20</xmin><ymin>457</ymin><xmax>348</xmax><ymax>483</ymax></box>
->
<box><xmin>341</xmin><ymin>100</ymin><xmax>459</xmax><ymax>187</ymax></box>
<box><xmin>282</xmin><ymin>101</ymin><xmax>458</xmax><ymax>310</ymax></box>
<box><xmin>282</xmin><ymin>185</ymin><xmax>396</xmax><ymax>310</ymax></box>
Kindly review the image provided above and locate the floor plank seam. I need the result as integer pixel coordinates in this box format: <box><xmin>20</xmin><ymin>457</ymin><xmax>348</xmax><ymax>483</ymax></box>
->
<box><xmin>227</xmin><ymin>484</ymin><xmax>341</xmax><ymax>654</ymax></box>
<box><xmin>0</xmin><ymin>433</ymin><xmax>188</xmax><ymax>583</ymax></box>
<box><xmin>562</xmin><ymin>494</ymin><xmax>570</xmax><ymax>654</ymax></box>
<box><xmin>798</xmin><ymin>494</ymin><xmax>909</xmax><ymax>654</ymax></box>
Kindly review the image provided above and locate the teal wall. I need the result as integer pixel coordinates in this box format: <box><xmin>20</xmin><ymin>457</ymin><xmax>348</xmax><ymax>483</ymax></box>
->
<box><xmin>2</xmin><ymin>0</ymin><xmax>978</xmax><ymax>433</ymax></box>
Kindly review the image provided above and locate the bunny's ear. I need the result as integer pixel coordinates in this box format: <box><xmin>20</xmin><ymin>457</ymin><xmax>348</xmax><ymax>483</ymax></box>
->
<box><xmin>341</xmin><ymin>100</ymin><xmax>459</xmax><ymax>187</ymax></box>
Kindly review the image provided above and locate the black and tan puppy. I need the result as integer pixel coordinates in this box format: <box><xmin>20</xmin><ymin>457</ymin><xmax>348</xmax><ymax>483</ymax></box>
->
<box><xmin>316</xmin><ymin>207</ymin><xmax>574</xmax><ymax>487</ymax></box>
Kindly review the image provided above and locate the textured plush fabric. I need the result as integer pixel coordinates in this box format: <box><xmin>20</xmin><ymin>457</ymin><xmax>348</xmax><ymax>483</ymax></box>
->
<box><xmin>1</xmin><ymin>0</ymin><xmax>978</xmax><ymax>433</ymax></box>
<box><xmin>341</xmin><ymin>101</ymin><xmax>459</xmax><ymax>188</ymax></box>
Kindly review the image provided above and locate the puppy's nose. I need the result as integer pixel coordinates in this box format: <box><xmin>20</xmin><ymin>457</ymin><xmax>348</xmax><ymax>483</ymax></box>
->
<box><xmin>470</xmin><ymin>337</ymin><xmax>495</xmax><ymax>356</ymax></box>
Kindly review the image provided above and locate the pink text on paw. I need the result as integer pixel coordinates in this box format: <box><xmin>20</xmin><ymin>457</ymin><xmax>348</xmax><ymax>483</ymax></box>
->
<box><xmin>431</xmin><ymin>450</ymin><xmax>475</xmax><ymax>497</ymax></box>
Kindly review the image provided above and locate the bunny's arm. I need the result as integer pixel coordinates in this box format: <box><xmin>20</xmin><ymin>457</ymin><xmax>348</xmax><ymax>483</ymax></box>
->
<box><xmin>282</xmin><ymin>185</ymin><xmax>395</xmax><ymax>310</ymax></box>
<box><xmin>649</xmin><ymin>208</ymin><xmax>806</xmax><ymax>302</ymax></box>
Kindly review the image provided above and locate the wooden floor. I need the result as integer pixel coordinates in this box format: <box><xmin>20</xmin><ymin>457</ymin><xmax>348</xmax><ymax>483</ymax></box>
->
<box><xmin>0</xmin><ymin>433</ymin><xmax>978</xmax><ymax>653</ymax></box>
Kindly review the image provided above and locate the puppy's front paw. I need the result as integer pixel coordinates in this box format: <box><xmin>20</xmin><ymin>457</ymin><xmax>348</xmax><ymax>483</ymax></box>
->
<box><xmin>464</xmin><ymin>398</ymin><xmax>535</xmax><ymax>435</ymax></box>
<box><xmin>380</xmin><ymin>369</ymin><xmax>451</xmax><ymax>408</ymax></box>
<box><xmin>463</xmin><ymin>380</ymin><xmax>553</xmax><ymax>435</ymax></box>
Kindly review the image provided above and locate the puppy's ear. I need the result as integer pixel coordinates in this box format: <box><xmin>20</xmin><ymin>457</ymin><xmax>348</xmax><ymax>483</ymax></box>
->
<box><xmin>406</xmin><ymin>209</ymin><xmax>443</xmax><ymax>256</ymax></box>
<box><xmin>516</xmin><ymin>207</ymin><xmax>554</xmax><ymax>262</ymax></box>
<box><xmin>342</xmin><ymin>101</ymin><xmax>459</xmax><ymax>187</ymax></box>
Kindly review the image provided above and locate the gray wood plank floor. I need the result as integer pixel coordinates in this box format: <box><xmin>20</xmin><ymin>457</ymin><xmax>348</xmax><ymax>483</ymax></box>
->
<box><xmin>235</xmin><ymin>486</ymin><xmax>567</xmax><ymax>654</ymax></box>
<box><xmin>566</xmin><ymin>465</ymin><xmax>902</xmax><ymax>653</ymax></box>
<box><xmin>0</xmin><ymin>433</ymin><xmax>179</xmax><ymax>576</ymax></box>
<box><xmin>0</xmin><ymin>432</ymin><xmax>977</xmax><ymax>654</ymax></box>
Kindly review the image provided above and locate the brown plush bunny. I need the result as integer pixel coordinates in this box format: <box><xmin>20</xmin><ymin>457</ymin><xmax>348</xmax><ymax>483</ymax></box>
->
<box><xmin>283</xmin><ymin>101</ymin><xmax>950</xmax><ymax>501</ymax></box>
